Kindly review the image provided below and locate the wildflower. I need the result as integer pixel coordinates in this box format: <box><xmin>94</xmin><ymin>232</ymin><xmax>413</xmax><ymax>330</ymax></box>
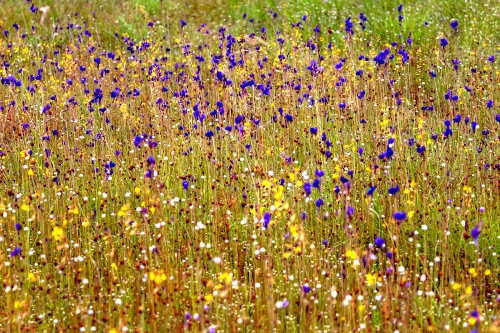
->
<box><xmin>440</xmin><ymin>38</ymin><xmax>449</xmax><ymax>47</ymax></box>
<box><xmin>345</xmin><ymin>250</ymin><xmax>357</xmax><ymax>260</ymax></box>
<box><xmin>374</xmin><ymin>237</ymin><xmax>386</xmax><ymax>248</ymax></box>
<box><xmin>366</xmin><ymin>274</ymin><xmax>376</xmax><ymax>286</ymax></box>
<box><xmin>15</xmin><ymin>223</ymin><xmax>22</xmax><ymax>231</ymax></box>
<box><xmin>450</xmin><ymin>19</ymin><xmax>459</xmax><ymax>31</ymax></box>
<box><xmin>344</xmin><ymin>17</ymin><xmax>354</xmax><ymax>34</ymax></box>
<box><xmin>487</xmin><ymin>100</ymin><xmax>494</xmax><ymax>108</ymax></box>
<box><xmin>315</xmin><ymin>199</ymin><xmax>324</xmax><ymax>207</ymax></box>
<box><xmin>52</xmin><ymin>226</ymin><xmax>64</xmax><ymax>241</ymax></box>
<box><xmin>393</xmin><ymin>211</ymin><xmax>407</xmax><ymax>222</ymax></box>
<box><xmin>471</xmin><ymin>121</ymin><xmax>478</xmax><ymax>133</ymax></box>
<box><xmin>346</xmin><ymin>206</ymin><xmax>354</xmax><ymax>218</ymax></box>
<box><xmin>304</xmin><ymin>183</ymin><xmax>312</xmax><ymax>196</ymax></box>
<box><xmin>10</xmin><ymin>247</ymin><xmax>21</xmax><ymax>257</ymax></box>
<box><xmin>471</xmin><ymin>225</ymin><xmax>481</xmax><ymax>244</ymax></box>
<box><xmin>263</xmin><ymin>212</ymin><xmax>271</xmax><ymax>229</ymax></box>
<box><xmin>367</xmin><ymin>186</ymin><xmax>377</xmax><ymax>196</ymax></box>
<box><xmin>182</xmin><ymin>180</ymin><xmax>189</xmax><ymax>190</ymax></box>
<box><xmin>302</xmin><ymin>284</ymin><xmax>311</xmax><ymax>294</ymax></box>
<box><xmin>276</xmin><ymin>299</ymin><xmax>289</xmax><ymax>308</ymax></box>
<box><xmin>388</xmin><ymin>185</ymin><xmax>400</xmax><ymax>195</ymax></box>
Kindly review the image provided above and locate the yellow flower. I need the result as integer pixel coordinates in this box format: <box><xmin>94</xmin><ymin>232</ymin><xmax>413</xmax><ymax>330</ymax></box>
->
<box><xmin>14</xmin><ymin>300</ymin><xmax>25</xmax><ymax>309</ymax></box>
<box><xmin>52</xmin><ymin>226</ymin><xmax>64</xmax><ymax>241</ymax></box>
<box><xmin>68</xmin><ymin>207</ymin><xmax>79</xmax><ymax>215</ymax></box>
<box><xmin>366</xmin><ymin>274</ymin><xmax>376</xmax><ymax>286</ymax></box>
<box><xmin>149</xmin><ymin>270</ymin><xmax>167</xmax><ymax>284</ymax></box>
<box><xmin>218</xmin><ymin>272</ymin><xmax>233</xmax><ymax>285</ymax></box>
<box><xmin>345</xmin><ymin>250</ymin><xmax>357</xmax><ymax>260</ymax></box>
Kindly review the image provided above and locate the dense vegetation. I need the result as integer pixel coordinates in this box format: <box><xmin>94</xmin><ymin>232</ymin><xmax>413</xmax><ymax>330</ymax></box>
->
<box><xmin>0</xmin><ymin>0</ymin><xmax>499</xmax><ymax>332</ymax></box>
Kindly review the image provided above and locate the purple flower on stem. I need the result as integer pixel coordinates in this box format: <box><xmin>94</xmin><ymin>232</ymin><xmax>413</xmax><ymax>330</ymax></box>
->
<box><xmin>263</xmin><ymin>212</ymin><xmax>271</xmax><ymax>229</ymax></box>
<box><xmin>10</xmin><ymin>247</ymin><xmax>21</xmax><ymax>257</ymax></box>
<box><xmin>393</xmin><ymin>211</ymin><xmax>407</xmax><ymax>223</ymax></box>
<box><xmin>302</xmin><ymin>284</ymin><xmax>311</xmax><ymax>294</ymax></box>
<box><xmin>346</xmin><ymin>206</ymin><xmax>354</xmax><ymax>218</ymax></box>
<box><xmin>374</xmin><ymin>237</ymin><xmax>386</xmax><ymax>248</ymax></box>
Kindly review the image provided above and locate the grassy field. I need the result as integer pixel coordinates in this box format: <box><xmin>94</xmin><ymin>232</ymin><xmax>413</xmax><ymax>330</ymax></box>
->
<box><xmin>0</xmin><ymin>0</ymin><xmax>499</xmax><ymax>332</ymax></box>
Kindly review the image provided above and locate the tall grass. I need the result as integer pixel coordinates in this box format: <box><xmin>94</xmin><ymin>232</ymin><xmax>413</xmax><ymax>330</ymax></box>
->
<box><xmin>0</xmin><ymin>0</ymin><xmax>499</xmax><ymax>332</ymax></box>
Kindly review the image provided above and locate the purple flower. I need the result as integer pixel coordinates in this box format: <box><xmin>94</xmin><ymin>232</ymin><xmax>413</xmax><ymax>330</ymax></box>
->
<box><xmin>263</xmin><ymin>212</ymin><xmax>271</xmax><ymax>229</ymax></box>
<box><xmin>367</xmin><ymin>186</ymin><xmax>377</xmax><ymax>196</ymax></box>
<box><xmin>388</xmin><ymin>185</ymin><xmax>400</xmax><ymax>195</ymax></box>
<box><xmin>471</xmin><ymin>226</ymin><xmax>481</xmax><ymax>240</ymax></box>
<box><xmin>393</xmin><ymin>211</ymin><xmax>407</xmax><ymax>222</ymax></box>
<box><xmin>374</xmin><ymin>237</ymin><xmax>386</xmax><ymax>248</ymax></box>
<box><xmin>15</xmin><ymin>223</ymin><xmax>22</xmax><ymax>231</ymax></box>
<box><xmin>182</xmin><ymin>180</ymin><xmax>189</xmax><ymax>190</ymax></box>
<box><xmin>440</xmin><ymin>38</ymin><xmax>449</xmax><ymax>47</ymax></box>
<box><xmin>302</xmin><ymin>284</ymin><xmax>311</xmax><ymax>294</ymax></box>
<box><xmin>10</xmin><ymin>247</ymin><xmax>21</xmax><ymax>257</ymax></box>
<box><xmin>471</xmin><ymin>121</ymin><xmax>478</xmax><ymax>133</ymax></box>
<box><xmin>346</xmin><ymin>206</ymin><xmax>354</xmax><ymax>218</ymax></box>
<box><xmin>450</xmin><ymin>20</ymin><xmax>458</xmax><ymax>31</ymax></box>
<box><xmin>315</xmin><ymin>199</ymin><xmax>324</xmax><ymax>207</ymax></box>
<box><xmin>487</xmin><ymin>100</ymin><xmax>494</xmax><ymax>109</ymax></box>
<box><xmin>344</xmin><ymin>17</ymin><xmax>354</xmax><ymax>34</ymax></box>
<box><xmin>304</xmin><ymin>183</ymin><xmax>312</xmax><ymax>196</ymax></box>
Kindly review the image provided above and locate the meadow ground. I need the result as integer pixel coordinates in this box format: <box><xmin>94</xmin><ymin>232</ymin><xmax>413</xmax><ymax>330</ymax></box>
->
<box><xmin>0</xmin><ymin>0</ymin><xmax>499</xmax><ymax>332</ymax></box>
